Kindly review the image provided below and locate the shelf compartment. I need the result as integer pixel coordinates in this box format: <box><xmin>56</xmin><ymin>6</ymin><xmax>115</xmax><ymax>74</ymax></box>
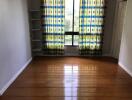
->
<box><xmin>30</xmin><ymin>11</ymin><xmax>41</xmax><ymax>19</ymax></box>
<box><xmin>31</xmin><ymin>21</ymin><xmax>41</xmax><ymax>29</ymax></box>
<box><xmin>32</xmin><ymin>49</ymin><xmax>42</xmax><ymax>52</ymax></box>
<box><xmin>31</xmin><ymin>31</ymin><xmax>42</xmax><ymax>40</ymax></box>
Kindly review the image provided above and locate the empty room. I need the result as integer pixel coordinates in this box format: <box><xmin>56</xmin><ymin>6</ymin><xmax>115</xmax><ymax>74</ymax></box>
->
<box><xmin>0</xmin><ymin>0</ymin><xmax>132</xmax><ymax>100</ymax></box>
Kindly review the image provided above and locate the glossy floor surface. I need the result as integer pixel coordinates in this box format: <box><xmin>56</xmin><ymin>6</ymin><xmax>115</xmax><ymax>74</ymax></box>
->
<box><xmin>0</xmin><ymin>57</ymin><xmax>132</xmax><ymax>100</ymax></box>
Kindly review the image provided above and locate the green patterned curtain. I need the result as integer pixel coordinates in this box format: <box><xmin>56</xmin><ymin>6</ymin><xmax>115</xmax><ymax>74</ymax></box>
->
<box><xmin>79</xmin><ymin>0</ymin><xmax>105</xmax><ymax>55</ymax></box>
<box><xmin>41</xmin><ymin>0</ymin><xmax>65</xmax><ymax>55</ymax></box>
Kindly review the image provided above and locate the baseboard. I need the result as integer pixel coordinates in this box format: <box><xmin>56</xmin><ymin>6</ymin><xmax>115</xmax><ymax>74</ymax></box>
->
<box><xmin>0</xmin><ymin>58</ymin><xmax>32</xmax><ymax>96</ymax></box>
<box><xmin>119</xmin><ymin>62</ymin><xmax>132</xmax><ymax>77</ymax></box>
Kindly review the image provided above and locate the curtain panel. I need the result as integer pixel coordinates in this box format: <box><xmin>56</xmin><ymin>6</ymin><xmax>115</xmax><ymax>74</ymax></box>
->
<box><xmin>79</xmin><ymin>0</ymin><xmax>105</xmax><ymax>55</ymax></box>
<box><xmin>41</xmin><ymin>0</ymin><xmax>105</xmax><ymax>56</ymax></box>
<box><xmin>41</xmin><ymin>0</ymin><xmax>65</xmax><ymax>55</ymax></box>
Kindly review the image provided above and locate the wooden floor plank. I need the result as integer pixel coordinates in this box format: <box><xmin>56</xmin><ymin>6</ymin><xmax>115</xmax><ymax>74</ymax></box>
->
<box><xmin>0</xmin><ymin>57</ymin><xmax>132</xmax><ymax>100</ymax></box>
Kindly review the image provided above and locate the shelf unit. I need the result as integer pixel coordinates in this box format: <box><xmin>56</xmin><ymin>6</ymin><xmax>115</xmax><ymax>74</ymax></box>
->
<box><xmin>29</xmin><ymin>10</ymin><xmax>43</xmax><ymax>56</ymax></box>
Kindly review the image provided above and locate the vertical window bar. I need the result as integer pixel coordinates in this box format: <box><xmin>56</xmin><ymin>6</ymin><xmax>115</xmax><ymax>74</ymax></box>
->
<box><xmin>72</xmin><ymin>0</ymin><xmax>75</xmax><ymax>46</ymax></box>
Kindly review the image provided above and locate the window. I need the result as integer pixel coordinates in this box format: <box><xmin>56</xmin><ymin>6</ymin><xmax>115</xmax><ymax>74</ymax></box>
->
<box><xmin>65</xmin><ymin>0</ymin><xmax>80</xmax><ymax>46</ymax></box>
<box><xmin>74</xmin><ymin>35</ymin><xmax>79</xmax><ymax>45</ymax></box>
<box><xmin>65</xmin><ymin>0</ymin><xmax>73</xmax><ymax>32</ymax></box>
<box><xmin>74</xmin><ymin>0</ymin><xmax>80</xmax><ymax>32</ymax></box>
<box><xmin>65</xmin><ymin>35</ymin><xmax>72</xmax><ymax>45</ymax></box>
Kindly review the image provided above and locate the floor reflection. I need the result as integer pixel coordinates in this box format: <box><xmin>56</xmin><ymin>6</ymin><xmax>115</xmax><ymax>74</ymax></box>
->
<box><xmin>64</xmin><ymin>65</ymin><xmax>79</xmax><ymax>100</ymax></box>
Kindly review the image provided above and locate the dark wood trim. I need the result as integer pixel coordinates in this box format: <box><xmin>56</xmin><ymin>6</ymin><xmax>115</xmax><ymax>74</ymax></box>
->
<box><xmin>65</xmin><ymin>32</ymin><xmax>79</xmax><ymax>35</ymax></box>
<box><xmin>65</xmin><ymin>45</ymin><xmax>78</xmax><ymax>47</ymax></box>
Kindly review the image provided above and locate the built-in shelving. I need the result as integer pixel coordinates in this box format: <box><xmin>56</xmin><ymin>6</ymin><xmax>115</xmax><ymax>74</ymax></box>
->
<box><xmin>29</xmin><ymin>10</ymin><xmax>43</xmax><ymax>56</ymax></box>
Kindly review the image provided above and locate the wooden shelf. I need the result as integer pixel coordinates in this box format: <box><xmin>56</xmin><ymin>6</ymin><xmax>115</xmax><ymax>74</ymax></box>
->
<box><xmin>32</xmin><ymin>49</ymin><xmax>42</xmax><ymax>52</ymax></box>
<box><xmin>31</xmin><ymin>19</ymin><xmax>40</xmax><ymax>21</ymax></box>
<box><xmin>30</xmin><ymin>10</ymin><xmax>40</xmax><ymax>12</ymax></box>
<box><xmin>32</xmin><ymin>40</ymin><xmax>41</xmax><ymax>42</ymax></box>
<box><xmin>32</xmin><ymin>29</ymin><xmax>41</xmax><ymax>31</ymax></box>
<box><xmin>33</xmin><ymin>53</ymin><xmax>43</xmax><ymax>56</ymax></box>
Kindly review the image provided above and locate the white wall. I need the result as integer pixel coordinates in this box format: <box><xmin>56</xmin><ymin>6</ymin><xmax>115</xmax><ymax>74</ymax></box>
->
<box><xmin>0</xmin><ymin>0</ymin><xmax>32</xmax><ymax>95</ymax></box>
<box><xmin>103</xmin><ymin>0</ymin><xmax>117</xmax><ymax>55</ymax></box>
<box><xmin>110</xmin><ymin>0</ymin><xmax>127</xmax><ymax>59</ymax></box>
<box><xmin>119</xmin><ymin>0</ymin><xmax>132</xmax><ymax>76</ymax></box>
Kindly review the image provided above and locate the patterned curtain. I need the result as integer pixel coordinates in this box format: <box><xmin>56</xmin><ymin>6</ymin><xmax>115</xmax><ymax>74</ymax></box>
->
<box><xmin>79</xmin><ymin>0</ymin><xmax>105</xmax><ymax>55</ymax></box>
<box><xmin>41</xmin><ymin>0</ymin><xmax>65</xmax><ymax>55</ymax></box>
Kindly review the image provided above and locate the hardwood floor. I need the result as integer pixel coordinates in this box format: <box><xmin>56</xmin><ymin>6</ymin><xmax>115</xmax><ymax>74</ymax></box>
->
<box><xmin>0</xmin><ymin>57</ymin><xmax>132</xmax><ymax>100</ymax></box>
